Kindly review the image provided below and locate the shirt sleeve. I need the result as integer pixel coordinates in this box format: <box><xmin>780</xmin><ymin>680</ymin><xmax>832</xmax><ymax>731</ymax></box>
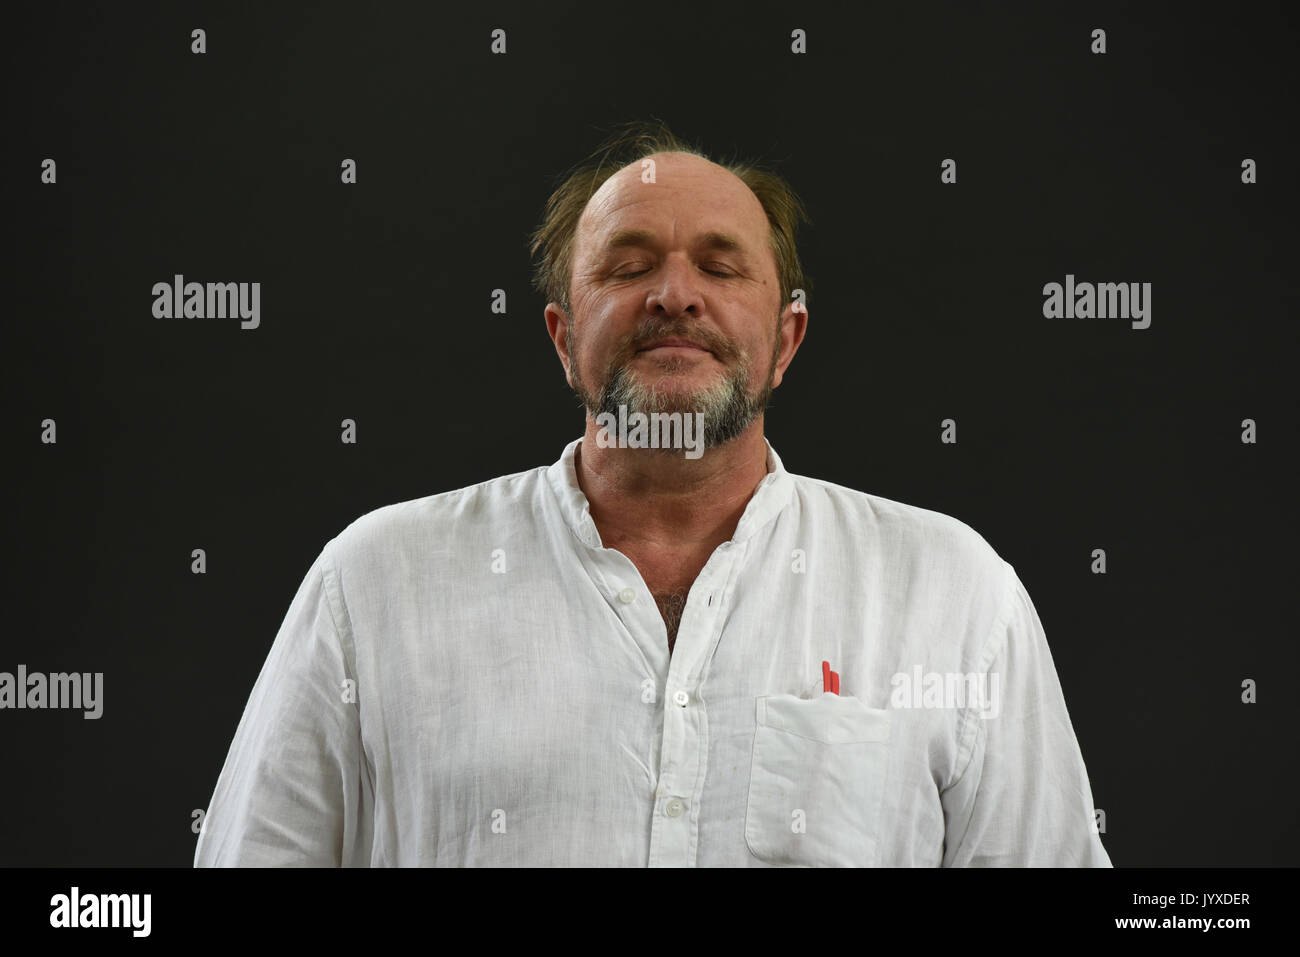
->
<box><xmin>939</xmin><ymin>563</ymin><xmax>1111</xmax><ymax>866</ymax></box>
<box><xmin>193</xmin><ymin>542</ymin><xmax>370</xmax><ymax>866</ymax></box>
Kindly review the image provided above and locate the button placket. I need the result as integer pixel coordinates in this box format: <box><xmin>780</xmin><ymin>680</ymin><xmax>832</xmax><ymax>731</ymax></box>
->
<box><xmin>646</xmin><ymin>542</ymin><xmax>745</xmax><ymax>866</ymax></box>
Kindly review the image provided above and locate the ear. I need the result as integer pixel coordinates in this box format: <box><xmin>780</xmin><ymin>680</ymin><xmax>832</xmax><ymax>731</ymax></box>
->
<box><xmin>544</xmin><ymin>303</ymin><xmax>575</xmax><ymax>388</ymax></box>
<box><xmin>771</xmin><ymin>298</ymin><xmax>809</xmax><ymax>389</ymax></box>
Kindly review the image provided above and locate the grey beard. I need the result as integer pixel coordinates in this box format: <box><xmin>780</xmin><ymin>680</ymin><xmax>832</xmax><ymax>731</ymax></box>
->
<box><xmin>566</xmin><ymin>314</ymin><xmax>783</xmax><ymax>453</ymax></box>
<box><xmin>588</xmin><ymin>360</ymin><xmax>771</xmax><ymax>451</ymax></box>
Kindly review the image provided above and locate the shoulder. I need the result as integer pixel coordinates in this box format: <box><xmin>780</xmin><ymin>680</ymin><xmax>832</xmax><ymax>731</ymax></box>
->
<box><xmin>323</xmin><ymin>463</ymin><xmax>550</xmax><ymax>569</ymax></box>
<box><xmin>788</xmin><ymin>471</ymin><xmax>1011</xmax><ymax>592</ymax></box>
<box><xmin>791</xmin><ymin>473</ymin><xmax>1004</xmax><ymax>562</ymax></box>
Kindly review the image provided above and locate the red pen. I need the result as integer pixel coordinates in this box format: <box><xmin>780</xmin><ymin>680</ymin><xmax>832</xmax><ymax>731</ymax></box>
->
<box><xmin>822</xmin><ymin>660</ymin><xmax>840</xmax><ymax>695</ymax></box>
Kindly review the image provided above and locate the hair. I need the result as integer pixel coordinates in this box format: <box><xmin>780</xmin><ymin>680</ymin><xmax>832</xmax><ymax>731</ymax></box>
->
<box><xmin>528</xmin><ymin>118</ymin><xmax>812</xmax><ymax>318</ymax></box>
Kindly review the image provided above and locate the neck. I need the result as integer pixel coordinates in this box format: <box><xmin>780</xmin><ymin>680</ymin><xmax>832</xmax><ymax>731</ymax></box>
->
<box><xmin>575</xmin><ymin>415</ymin><xmax>771</xmax><ymax>551</ymax></box>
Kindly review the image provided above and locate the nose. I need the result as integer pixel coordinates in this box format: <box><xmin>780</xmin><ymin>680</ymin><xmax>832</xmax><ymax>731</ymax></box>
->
<box><xmin>644</xmin><ymin>254</ymin><xmax>704</xmax><ymax>319</ymax></box>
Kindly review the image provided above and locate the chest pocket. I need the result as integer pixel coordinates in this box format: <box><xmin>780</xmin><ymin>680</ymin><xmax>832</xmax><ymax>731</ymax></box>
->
<box><xmin>744</xmin><ymin>692</ymin><xmax>892</xmax><ymax>867</ymax></box>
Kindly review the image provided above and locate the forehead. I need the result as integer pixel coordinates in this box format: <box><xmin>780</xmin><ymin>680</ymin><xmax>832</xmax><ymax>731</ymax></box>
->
<box><xmin>576</xmin><ymin>152</ymin><xmax>770</xmax><ymax>255</ymax></box>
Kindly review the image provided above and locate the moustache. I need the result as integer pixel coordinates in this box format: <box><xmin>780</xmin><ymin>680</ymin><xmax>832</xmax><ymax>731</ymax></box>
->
<box><xmin>623</xmin><ymin>323</ymin><xmax>738</xmax><ymax>361</ymax></box>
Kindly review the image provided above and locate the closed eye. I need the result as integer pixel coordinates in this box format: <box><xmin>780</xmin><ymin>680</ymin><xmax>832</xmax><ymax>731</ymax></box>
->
<box><xmin>612</xmin><ymin>265</ymin><xmax>736</xmax><ymax>279</ymax></box>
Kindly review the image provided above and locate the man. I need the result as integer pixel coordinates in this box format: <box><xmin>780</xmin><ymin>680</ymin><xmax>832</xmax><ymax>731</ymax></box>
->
<box><xmin>194</xmin><ymin>122</ymin><xmax>1111</xmax><ymax>867</ymax></box>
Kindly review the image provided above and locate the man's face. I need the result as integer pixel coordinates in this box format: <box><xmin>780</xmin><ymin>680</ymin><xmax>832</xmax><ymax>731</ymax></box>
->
<box><xmin>548</xmin><ymin>151</ymin><xmax>803</xmax><ymax>451</ymax></box>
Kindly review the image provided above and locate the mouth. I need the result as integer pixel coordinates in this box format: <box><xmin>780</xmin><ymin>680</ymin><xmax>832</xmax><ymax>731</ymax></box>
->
<box><xmin>636</xmin><ymin>338</ymin><xmax>712</xmax><ymax>355</ymax></box>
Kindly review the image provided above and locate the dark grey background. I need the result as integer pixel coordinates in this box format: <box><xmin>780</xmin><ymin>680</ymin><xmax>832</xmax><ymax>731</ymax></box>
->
<box><xmin>4</xmin><ymin>0</ymin><xmax>1296</xmax><ymax>865</ymax></box>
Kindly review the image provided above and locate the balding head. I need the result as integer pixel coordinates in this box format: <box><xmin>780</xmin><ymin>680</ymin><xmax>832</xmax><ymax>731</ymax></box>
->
<box><xmin>529</xmin><ymin>121</ymin><xmax>811</xmax><ymax>323</ymax></box>
<box><xmin>572</xmin><ymin>151</ymin><xmax>779</xmax><ymax>318</ymax></box>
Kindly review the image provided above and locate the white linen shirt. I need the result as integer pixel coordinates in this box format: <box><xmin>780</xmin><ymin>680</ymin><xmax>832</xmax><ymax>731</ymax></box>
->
<box><xmin>194</xmin><ymin>437</ymin><xmax>1112</xmax><ymax>867</ymax></box>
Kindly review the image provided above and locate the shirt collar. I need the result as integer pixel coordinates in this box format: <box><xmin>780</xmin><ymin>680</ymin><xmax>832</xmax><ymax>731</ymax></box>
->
<box><xmin>544</xmin><ymin>435</ymin><xmax>795</xmax><ymax>551</ymax></box>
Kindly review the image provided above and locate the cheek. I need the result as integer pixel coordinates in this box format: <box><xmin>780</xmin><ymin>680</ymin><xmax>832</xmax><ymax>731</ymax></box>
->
<box><xmin>571</xmin><ymin>321</ymin><xmax>617</xmax><ymax>377</ymax></box>
<box><xmin>581</xmin><ymin>299</ymin><xmax>638</xmax><ymax>356</ymax></box>
<box><xmin>732</xmin><ymin>310</ymin><xmax>775</xmax><ymax>363</ymax></box>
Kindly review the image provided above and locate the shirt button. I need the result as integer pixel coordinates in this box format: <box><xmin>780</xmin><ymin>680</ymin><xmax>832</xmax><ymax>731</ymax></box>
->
<box><xmin>673</xmin><ymin>690</ymin><xmax>689</xmax><ymax>707</ymax></box>
<box><xmin>665</xmin><ymin>798</ymin><xmax>685</xmax><ymax>818</ymax></box>
<box><xmin>617</xmin><ymin>587</ymin><xmax>636</xmax><ymax>604</ymax></box>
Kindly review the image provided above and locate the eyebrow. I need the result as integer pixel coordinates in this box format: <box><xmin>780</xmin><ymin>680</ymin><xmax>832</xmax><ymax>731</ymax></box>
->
<box><xmin>603</xmin><ymin>228</ymin><xmax>748</xmax><ymax>255</ymax></box>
